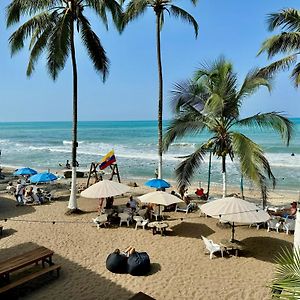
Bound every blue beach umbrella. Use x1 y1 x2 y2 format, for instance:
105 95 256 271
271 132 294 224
30 172 57 184
14 167 37 176
145 178 171 189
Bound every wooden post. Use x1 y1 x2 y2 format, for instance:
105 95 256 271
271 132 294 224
109 164 121 183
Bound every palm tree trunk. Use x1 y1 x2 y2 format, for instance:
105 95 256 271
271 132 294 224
68 18 78 210
156 12 163 180
222 155 227 198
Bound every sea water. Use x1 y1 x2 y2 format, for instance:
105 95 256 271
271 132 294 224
0 119 299 192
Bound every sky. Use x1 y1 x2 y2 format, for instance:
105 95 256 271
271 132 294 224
0 0 300 122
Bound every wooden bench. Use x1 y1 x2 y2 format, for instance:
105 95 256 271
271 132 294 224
0 246 61 294
0 264 61 294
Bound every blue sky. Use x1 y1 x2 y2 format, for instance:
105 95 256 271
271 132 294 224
0 0 300 122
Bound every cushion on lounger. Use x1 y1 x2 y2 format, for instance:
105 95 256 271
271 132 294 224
127 252 150 276
106 253 128 274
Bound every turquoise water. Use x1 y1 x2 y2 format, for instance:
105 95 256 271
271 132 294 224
0 119 299 191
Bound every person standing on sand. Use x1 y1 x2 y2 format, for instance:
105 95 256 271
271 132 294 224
15 179 25 206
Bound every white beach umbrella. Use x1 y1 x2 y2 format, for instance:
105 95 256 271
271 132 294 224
80 180 130 198
138 191 184 206
201 197 270 241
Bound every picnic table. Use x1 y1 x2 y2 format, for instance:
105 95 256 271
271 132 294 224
0 246 61 294
148 221 169 236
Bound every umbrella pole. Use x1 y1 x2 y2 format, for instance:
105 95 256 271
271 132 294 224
231 222 235 242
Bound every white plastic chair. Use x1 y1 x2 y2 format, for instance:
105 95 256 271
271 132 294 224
137 208 147 218
119 212 131 227
92 214 108 229
267 218 281 232
201 236 223 259
135 218 149 230
175 202 193 214
283 218 295 234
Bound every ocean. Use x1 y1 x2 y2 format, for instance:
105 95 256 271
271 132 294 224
0 119 299 192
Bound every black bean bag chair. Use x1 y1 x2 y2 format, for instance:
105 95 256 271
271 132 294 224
106 252 128 274
127 252 150 276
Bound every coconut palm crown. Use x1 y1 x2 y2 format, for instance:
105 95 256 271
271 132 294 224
6 0 123 211
258 8 300 86
123 0 198 180
163 57 293 205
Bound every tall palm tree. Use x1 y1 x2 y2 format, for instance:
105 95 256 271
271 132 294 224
258 8 300 251
123 0 198 179
163 57 293 206
6 0 122 211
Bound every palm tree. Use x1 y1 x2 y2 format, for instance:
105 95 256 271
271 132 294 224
6 0 122 211
163 57 293 206
271 247 300 298
123 0 198 179
258 8 300 252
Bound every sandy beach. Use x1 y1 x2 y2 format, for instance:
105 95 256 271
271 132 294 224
0 167 296 300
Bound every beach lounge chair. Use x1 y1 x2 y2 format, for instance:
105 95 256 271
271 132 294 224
283 218 295 234
135 218 149 230
92 214 108 229
119 212 131 227
175 202 193 214
201 236 223 259
267 218 281 232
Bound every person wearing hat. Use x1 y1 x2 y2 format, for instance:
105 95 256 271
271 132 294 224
15 179 25 206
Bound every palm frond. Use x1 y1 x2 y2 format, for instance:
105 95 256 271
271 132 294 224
267 9 300 32
190 0 198 6
258 33 300 58
6 0 60 27
79 14 109 82
169 5 198 37
231 132 275 202
258 55 297 78
236 112 294 146
175 144 208 191
123 0 149 25
290 61 300 86
86 0 123 32
237 68 271 101
163 112 207 151
27 25 53 76
8 11 51 55
271 247 300 298
46 12 71 80
170 79 207 113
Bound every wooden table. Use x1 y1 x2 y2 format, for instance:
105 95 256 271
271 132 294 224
220 239 245 257
0 246 61 294
148 222 169 236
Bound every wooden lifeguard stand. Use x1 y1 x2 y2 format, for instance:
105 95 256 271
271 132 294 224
86 162 121 188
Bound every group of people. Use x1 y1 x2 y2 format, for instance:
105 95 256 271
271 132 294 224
7 180 49 206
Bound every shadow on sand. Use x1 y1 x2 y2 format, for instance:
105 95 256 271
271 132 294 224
241 236 293 263
0 242 135 300
0 196 35 220
171 221 215 238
